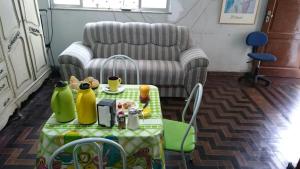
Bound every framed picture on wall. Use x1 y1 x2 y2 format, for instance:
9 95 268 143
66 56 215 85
220 0 260 24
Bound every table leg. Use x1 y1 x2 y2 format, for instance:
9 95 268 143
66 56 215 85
160 139 166 169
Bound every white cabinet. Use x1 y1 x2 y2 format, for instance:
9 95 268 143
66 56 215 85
0 0 51 130
7 36 35 95
20 0 49 79
0 0 34 96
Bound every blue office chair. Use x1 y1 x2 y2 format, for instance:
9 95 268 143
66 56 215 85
239 32 277 86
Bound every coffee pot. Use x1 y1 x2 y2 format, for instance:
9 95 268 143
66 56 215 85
76 83 97 124
51 81 75 123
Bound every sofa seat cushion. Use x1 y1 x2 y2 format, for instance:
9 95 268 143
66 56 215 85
86 59 185 86
92 43 180 61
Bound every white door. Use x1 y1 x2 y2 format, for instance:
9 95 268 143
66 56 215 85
0 0 34 96
19 0 49 79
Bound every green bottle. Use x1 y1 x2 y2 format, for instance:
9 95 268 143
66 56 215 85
51 81 75 123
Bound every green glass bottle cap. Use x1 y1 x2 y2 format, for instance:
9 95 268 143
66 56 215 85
56 81 67 88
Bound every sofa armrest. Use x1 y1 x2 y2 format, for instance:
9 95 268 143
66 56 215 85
58 41 93 69
179 48 209 72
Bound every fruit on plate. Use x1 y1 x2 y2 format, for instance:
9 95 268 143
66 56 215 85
69 76 80 90
117 103 122 109
141 107 151 118
83 77 93 84
69 76 100 90
90 79 99 89
123 102 129 109
122 101 135 109
83 77 99 89
116 100 136 111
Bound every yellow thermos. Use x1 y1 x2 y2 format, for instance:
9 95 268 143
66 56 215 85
76 83 97 124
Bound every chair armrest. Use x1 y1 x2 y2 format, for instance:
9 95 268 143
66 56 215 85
179 48 209 72
58 41 93 69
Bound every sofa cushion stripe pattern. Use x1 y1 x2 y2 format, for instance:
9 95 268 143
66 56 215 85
58 42 93 69
122 22 151 45
150 23 177 46
92 43 122 59
185 67 207 93
59 63 187 97
84 21 123 45
85 59 185 86
60 64 85 80
177 26 190 51
137 60 184 85
83 22 190 61
180 48 209 71
158 86 185 97
92 43 180 61
60 21 209 97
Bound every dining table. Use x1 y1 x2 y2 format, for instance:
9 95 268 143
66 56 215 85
36 84 165 169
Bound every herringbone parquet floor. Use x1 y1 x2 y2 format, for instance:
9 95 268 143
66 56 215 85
0 74 299 169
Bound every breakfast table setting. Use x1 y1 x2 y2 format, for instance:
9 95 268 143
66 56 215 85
36 75 165 169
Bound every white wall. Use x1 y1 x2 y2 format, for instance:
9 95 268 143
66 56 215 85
38 0 268 72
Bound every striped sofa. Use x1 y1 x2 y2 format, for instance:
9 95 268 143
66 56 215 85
58 21 209 97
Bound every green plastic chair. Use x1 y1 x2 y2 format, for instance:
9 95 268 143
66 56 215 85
163 83 203 169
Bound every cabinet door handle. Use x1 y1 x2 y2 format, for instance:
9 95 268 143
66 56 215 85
0 84 5 91
3 98 10 107
8 31 20 51
29 27 41 36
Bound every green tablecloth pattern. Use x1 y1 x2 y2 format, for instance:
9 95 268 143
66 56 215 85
36 85 165 169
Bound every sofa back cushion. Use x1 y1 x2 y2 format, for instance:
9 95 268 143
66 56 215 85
122 22 151 45
83 21 189 61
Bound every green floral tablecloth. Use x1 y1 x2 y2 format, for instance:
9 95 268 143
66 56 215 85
36 85 165 169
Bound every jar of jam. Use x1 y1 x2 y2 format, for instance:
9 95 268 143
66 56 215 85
117 111 126 129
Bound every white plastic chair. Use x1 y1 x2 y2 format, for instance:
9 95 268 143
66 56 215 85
163 83 203 169
48 138 126 169
100 55 140 84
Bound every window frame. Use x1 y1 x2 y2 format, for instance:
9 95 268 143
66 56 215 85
139 0 170 12
52 0 82 8
50 0 171 13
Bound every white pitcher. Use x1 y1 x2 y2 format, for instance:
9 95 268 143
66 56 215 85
127 108 140 130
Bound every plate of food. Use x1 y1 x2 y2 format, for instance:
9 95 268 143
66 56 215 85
116 99 138 114
69 76 100 91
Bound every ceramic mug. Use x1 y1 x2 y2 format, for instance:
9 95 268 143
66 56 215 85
108 76 121 91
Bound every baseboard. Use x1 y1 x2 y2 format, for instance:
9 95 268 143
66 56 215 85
0 69 52 131
207 71 244 77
